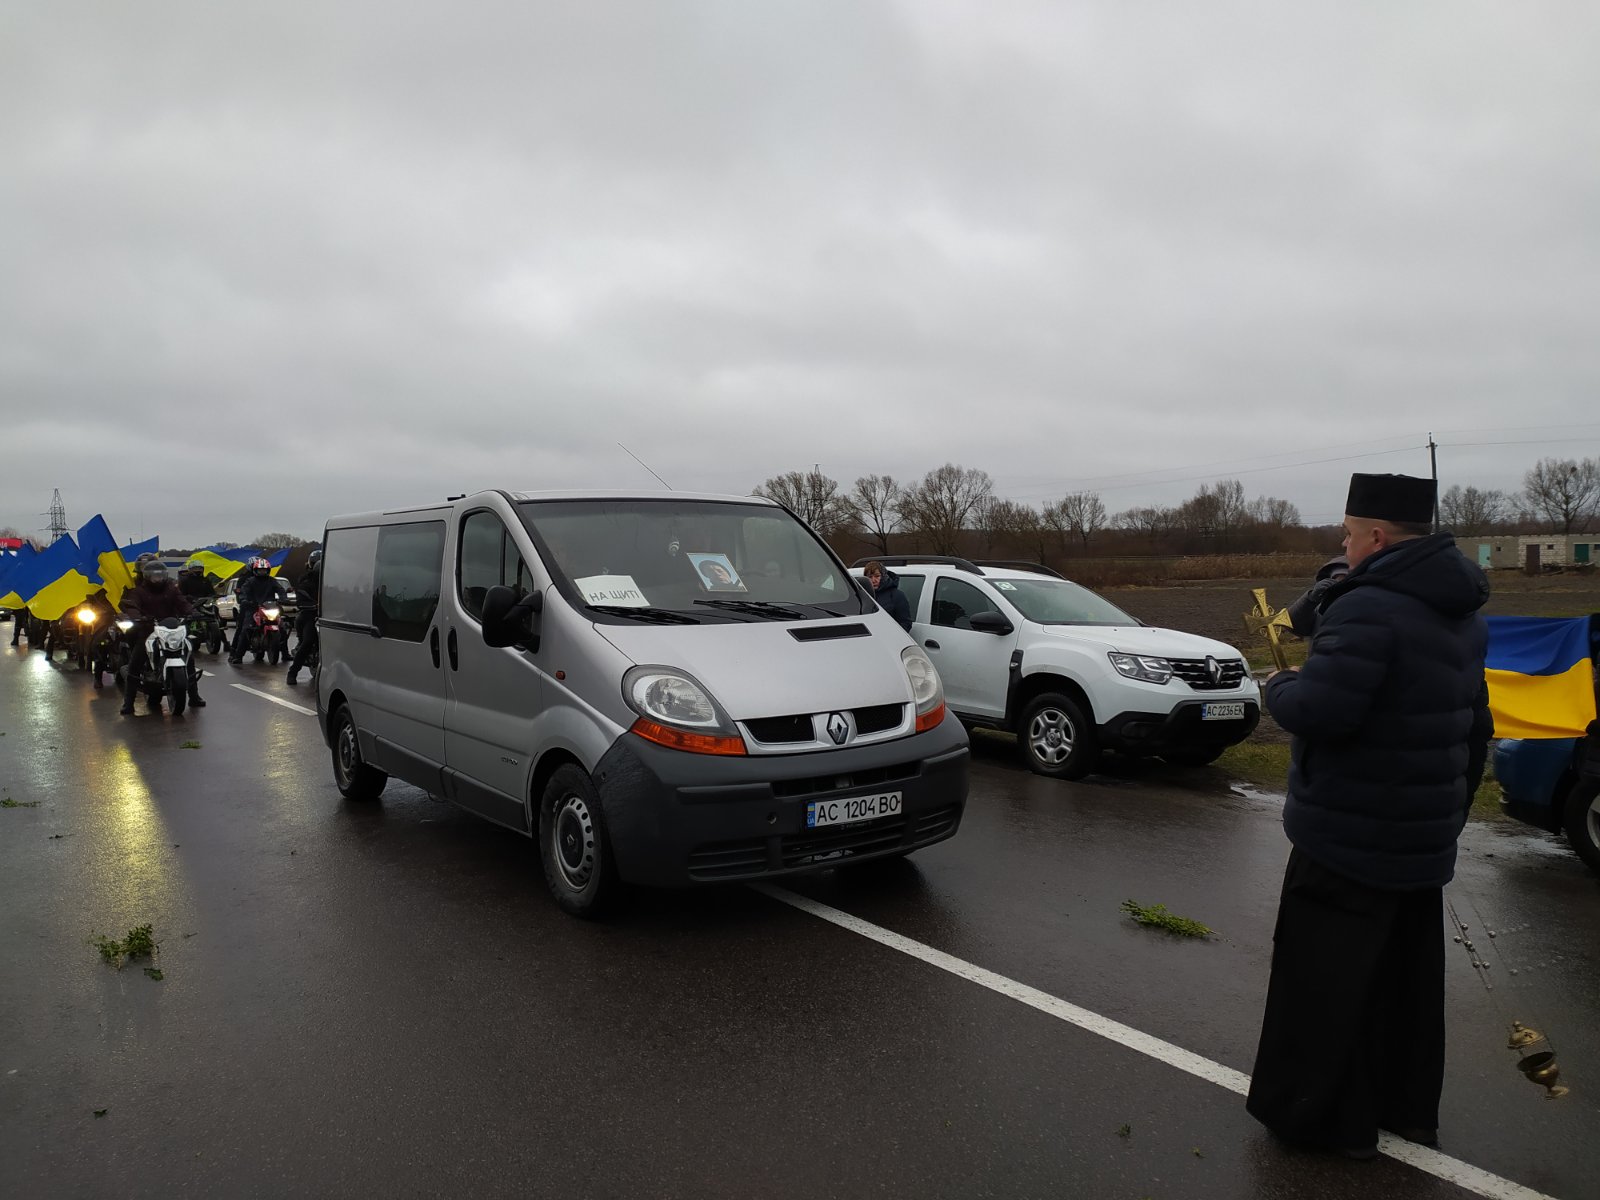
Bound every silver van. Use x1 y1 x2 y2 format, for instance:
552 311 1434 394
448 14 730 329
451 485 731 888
316 490 969 915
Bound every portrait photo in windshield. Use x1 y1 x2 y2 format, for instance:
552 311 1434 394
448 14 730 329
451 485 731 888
689 552 746 593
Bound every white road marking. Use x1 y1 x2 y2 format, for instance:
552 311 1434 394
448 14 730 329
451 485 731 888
229 683 316 717
754 884 1556 1200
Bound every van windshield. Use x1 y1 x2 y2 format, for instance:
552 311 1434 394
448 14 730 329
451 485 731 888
516 499 867 622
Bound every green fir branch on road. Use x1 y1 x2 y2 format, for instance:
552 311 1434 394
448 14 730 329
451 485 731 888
91 923 159 970
2 797 41 808
1121 899 1213 938
179 740 201 749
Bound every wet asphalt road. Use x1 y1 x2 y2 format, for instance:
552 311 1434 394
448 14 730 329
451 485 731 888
1 637 1596 1200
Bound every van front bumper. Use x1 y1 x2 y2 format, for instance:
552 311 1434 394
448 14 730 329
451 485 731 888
592 717 970 887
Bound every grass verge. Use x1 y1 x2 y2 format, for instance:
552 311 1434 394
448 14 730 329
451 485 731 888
1216 741 1504 822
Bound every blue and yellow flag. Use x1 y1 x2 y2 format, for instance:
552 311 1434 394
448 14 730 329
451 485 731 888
1485 616 1597 739
124 535 160 562
0 543 38 608
77 516 136 608
19 535 98 621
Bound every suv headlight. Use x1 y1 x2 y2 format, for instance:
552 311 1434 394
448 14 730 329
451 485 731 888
901 645 947 731
1109 653 1173 685
622 666 746 756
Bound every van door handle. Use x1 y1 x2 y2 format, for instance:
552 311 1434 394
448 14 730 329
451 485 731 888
447 628 459 670
429 626 441 669
924 639 940 650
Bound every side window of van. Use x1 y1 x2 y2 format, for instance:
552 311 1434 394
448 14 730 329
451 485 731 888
322 525 378 628
458 511 534 621
931 577 1000 631
373 521 445 642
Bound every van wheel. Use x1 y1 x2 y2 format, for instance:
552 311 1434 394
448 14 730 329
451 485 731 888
1561 781 1600 874
539 765 621 917
1020 692 1098 780
332 705 387 801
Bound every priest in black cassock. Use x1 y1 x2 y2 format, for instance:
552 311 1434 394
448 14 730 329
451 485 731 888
1246 472 1492 1158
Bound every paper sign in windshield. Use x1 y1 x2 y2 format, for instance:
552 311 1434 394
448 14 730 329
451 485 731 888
577 575 649 608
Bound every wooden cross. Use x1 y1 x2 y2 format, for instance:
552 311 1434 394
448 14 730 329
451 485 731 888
1242 588 1293 673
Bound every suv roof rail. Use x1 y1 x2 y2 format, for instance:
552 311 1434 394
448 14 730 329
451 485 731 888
972 559 1066 580
850 555 985 575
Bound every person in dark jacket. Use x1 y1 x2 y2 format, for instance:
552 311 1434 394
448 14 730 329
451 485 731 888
286 551 321 685
178 560 214 600
1246 473 1491 1159
119 562 203 714
228 557 280 665
863 560 913 632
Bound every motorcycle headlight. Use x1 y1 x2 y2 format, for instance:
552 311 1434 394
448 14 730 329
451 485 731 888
115 618 135 632
901 645 947 731
622 666 745 755
1109 653 1173 685
262 606 281 621
75 607 97 624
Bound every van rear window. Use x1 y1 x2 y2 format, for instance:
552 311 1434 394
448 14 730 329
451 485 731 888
373 522 445 641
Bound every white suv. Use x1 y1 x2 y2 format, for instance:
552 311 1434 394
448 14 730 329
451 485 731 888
854 557 1260 779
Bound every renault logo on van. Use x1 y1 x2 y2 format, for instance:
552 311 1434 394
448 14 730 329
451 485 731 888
825 713 850 745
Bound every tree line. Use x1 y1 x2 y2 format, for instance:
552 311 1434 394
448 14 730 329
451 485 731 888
753 454 1600 563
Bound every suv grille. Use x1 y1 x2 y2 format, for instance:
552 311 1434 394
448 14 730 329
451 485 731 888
1168 657 1246 690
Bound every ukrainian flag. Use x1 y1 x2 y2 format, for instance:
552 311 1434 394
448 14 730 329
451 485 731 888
124 535 160 562
77 516 136 608
0 543 38 609
19 535 98 621
187 548 249 582
1485 615 1597 739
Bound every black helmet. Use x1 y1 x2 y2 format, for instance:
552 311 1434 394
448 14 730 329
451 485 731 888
134 552 158 578
144 562 170 587
308 550 323 566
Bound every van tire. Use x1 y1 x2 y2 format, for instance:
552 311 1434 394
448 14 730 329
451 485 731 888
1019 692 1098 780
331 705 387 801
1561 781 1600 874
539 765 621 917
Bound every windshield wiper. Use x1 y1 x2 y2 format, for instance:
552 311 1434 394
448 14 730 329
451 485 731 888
693 599 808 620
587 605 700 625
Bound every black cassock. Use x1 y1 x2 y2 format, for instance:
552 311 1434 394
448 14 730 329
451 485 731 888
1246 848 1446 1152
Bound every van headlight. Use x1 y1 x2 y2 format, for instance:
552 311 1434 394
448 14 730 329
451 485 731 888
1109 653 1173 684
901 646 947 732
622 666 746 756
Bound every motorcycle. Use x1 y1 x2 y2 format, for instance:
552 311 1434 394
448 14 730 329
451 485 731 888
136 617 198 714
245 601 289 665
187 597 225 656
59 601 115 676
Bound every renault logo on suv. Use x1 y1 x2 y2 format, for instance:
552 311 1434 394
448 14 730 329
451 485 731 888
1205 655 1222 686
826 712 850 745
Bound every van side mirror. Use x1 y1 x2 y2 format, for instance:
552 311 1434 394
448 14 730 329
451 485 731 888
482 585 543 651
968 610 1013 636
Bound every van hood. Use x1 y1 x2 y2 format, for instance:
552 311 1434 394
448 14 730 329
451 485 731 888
1038 623 1248 661
594 615 915 719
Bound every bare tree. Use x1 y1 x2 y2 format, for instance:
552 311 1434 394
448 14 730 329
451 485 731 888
848 474 902 555
753 469 854 535
1053 491 1108 549
1115 506 1169 544
252 533 309 549
978 499 1039 557
1246 496 1302 528
1521 458 1600 533
1438 484 1509 534
899 463 994 555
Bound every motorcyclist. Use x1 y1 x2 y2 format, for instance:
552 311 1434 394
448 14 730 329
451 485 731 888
178 559 214 600
286 550 322 685
228 556 280 665
119 561 203 714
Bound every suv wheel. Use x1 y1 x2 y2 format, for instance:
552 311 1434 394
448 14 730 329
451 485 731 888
1020 692 1098 780
1561 781 1600 874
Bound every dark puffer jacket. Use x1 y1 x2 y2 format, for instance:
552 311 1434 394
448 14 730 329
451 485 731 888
1265 532 1491 890
872 569 913 632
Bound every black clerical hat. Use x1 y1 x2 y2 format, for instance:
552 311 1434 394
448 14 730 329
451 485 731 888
1345 473 1436 523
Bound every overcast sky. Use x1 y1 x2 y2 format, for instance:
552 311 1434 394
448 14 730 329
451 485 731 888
4 1 1598 547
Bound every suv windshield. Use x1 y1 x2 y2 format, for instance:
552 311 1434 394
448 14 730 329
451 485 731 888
516 499 865 622
990 577 1137 626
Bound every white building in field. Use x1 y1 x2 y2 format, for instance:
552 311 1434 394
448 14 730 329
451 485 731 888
1460 534 1599 570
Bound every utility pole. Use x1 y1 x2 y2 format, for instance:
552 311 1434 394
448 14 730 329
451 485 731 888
1427 433 1439 531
